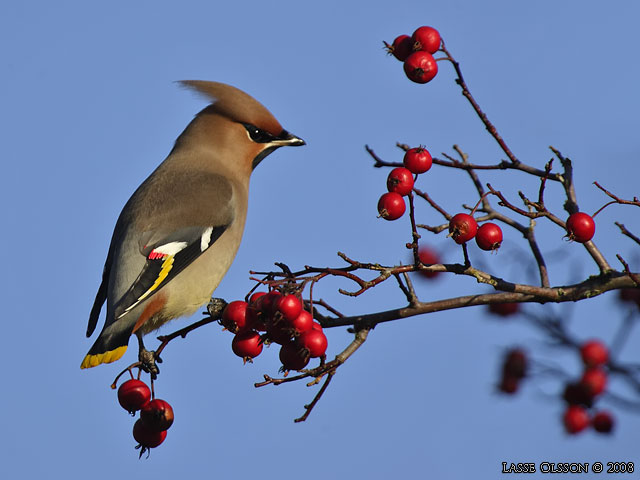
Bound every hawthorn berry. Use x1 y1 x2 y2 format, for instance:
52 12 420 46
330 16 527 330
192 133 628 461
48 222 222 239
403 147 432 174
386 167 415 196
279 341 310 371
140 399 174 432
276 294 303 323
403 51 438 84
498 375 519 394
311 321 323 332
592 411 614 434
562 382 594 408
563 405 590 434
502 349 527 379
377 192 406 220
388 34 413 61
221 300 249 332
580 340 608 367
290 309 313 335
411 26 441 54
249 291 267 305
488 302 519 317
448 213 478 244
231 330 263 359
133 418 167 449
475 223 503 251
266 323 293 345
118 379 151 414
566 212 595 243
580 367 607 396
257 290 283 315
299 329 328 358
417 246 441 279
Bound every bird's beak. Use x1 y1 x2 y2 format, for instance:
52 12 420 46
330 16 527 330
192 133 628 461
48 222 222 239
273 130 305 147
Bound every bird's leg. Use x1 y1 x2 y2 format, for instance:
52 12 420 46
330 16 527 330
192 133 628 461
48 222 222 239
137 334 161 380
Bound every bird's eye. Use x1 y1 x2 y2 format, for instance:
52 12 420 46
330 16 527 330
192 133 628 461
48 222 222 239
243 123 275 143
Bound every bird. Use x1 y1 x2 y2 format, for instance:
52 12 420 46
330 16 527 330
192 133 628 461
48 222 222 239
81 81 305 370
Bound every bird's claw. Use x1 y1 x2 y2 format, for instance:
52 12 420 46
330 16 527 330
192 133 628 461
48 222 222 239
138 347 160 379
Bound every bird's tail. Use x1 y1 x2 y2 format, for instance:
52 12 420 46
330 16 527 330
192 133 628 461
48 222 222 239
80 330 131 369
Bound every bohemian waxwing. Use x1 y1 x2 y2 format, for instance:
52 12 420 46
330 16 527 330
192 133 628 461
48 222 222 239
81 81 304 369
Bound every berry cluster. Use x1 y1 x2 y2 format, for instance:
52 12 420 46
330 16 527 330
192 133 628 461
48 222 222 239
117 379 174 456
386 26 441 84
377 147 431 221
221 291 328 371
561 339 613 434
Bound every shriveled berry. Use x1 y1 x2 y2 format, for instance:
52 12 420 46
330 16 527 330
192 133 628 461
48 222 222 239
448 213 478 244
221 300 249 332
279 341 310 371
403 147 432 174
266 324 293 345
618 288 640 307
562 382 594 407
592 411 614 434
498 375 519 394
140 399 174 432
118 379 151 414
133 418 167 449
476 223 503 251
564 405 590 434
299 329 328 358
377 192 406 220
386 167 415 196
566 212 595 243
388 34 413 61
231 330 263 359
488 302 519 317
417 246 441 279
580 340 608 367
581 367 607 396
403 51 438 84
502 349 527 379
411 26 441 54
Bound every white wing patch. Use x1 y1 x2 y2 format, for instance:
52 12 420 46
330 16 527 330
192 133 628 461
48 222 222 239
153 241 188 256
201 226 214 252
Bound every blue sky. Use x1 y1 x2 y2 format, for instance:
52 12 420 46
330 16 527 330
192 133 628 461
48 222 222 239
2 1 639 478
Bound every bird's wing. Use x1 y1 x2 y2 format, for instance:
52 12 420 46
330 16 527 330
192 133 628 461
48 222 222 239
87 169 236 335
112 224 228 320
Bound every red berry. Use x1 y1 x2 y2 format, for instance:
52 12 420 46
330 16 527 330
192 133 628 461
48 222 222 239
448 213 478 244
403 147 432 174
311 321 323 332
266 324 293 345
502 349 527 379
417 246 441 279
580 340 608 367
475 223 503 251
140 399 174 432
563 405 590 434
488 302 519 317
221 300 249 332
592 411 615 434
231 330 263 359
388 34 413 61
566 212 595 243
279 341 310 371
403 51 438 84
377 192 406 220
298 329 328 358
118 379 151 414
580 367 607 396
276 294 303 323
386 167 415 196
258 290 283 314
133 418 167 449
290 309 313 335
249 291 267 305
411 26 441 54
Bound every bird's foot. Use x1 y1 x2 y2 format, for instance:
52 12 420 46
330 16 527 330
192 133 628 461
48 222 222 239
138 347 162 380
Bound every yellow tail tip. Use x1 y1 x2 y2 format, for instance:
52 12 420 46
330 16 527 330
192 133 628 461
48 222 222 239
80 345 128 369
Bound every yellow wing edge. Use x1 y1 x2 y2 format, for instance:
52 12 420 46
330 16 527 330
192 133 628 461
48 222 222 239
80 345 128 369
